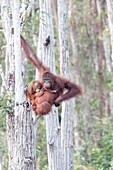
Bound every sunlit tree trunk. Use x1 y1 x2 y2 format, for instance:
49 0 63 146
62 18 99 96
103 31 112 73
13 0 36 169
106 0 113 116
1 1 15 169
38 0 61 169
68 0 80 152
57 0 74 169
106 0 113 63
51 0 58 31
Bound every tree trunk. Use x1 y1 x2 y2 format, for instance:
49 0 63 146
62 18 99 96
95 0 106 147
96 0 105 118
38 0 62 170
1 1 15 169
106 0 113 116
51 0 58 31
68 0 80 151
106 0 113 63
11 0 36 169
57 0 74 169
0 151 2 170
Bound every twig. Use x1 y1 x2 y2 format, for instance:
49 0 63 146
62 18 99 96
33 115 42 125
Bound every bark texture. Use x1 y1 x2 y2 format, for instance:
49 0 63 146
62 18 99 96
38 0 62 170
57 0 74 169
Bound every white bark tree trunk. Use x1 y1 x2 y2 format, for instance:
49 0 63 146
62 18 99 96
11 0 36 169
68 0 80 151
103 32 112 116
38 1 62 170
106 0 113 63
1 1 15 169
57 0 74 169
106 0 113 116
103 33 112 72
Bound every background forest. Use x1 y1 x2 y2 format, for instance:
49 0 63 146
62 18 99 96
0 0 113 170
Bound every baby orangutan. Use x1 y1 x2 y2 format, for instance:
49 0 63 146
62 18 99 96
26 80 57 115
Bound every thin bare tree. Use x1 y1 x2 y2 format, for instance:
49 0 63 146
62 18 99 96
38 0 62 169
57 0 74 169
106 0 113 63
1 0 15 169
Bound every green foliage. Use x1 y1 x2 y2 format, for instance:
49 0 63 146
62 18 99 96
87 116 113 169
37 118 48 169
27 63 36 83
90 98 99 112
23 9 39 41
36 146 41 157
74 101 81 112
76 0 84 2
102 26 110 37
0 12 6 88
0 93 14 114
0 95 8 170
75 116 113 170
103 72 113 91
